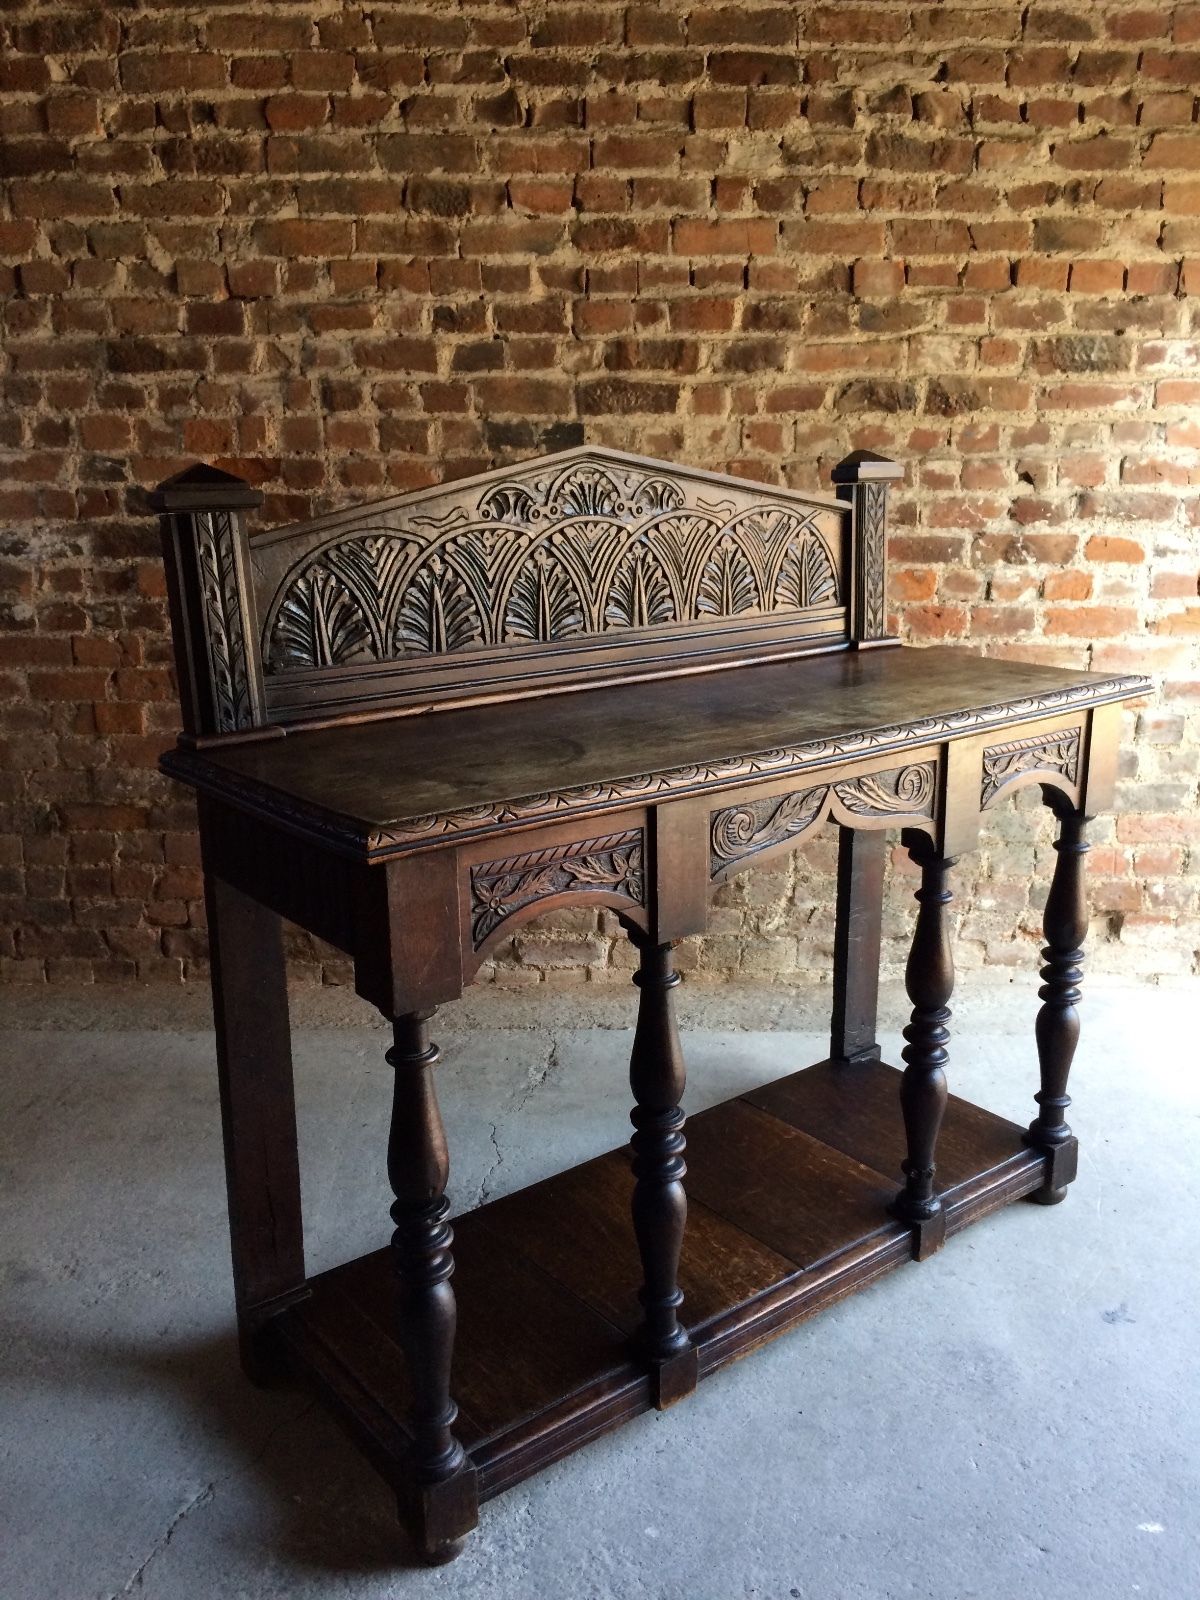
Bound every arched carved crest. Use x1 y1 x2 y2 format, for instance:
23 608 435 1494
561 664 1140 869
247 447 849 723
260 462 840 672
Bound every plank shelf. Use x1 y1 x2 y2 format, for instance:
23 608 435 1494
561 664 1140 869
272 1058 1046 1506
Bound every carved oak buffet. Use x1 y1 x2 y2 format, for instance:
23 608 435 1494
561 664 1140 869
150 446 1148 1562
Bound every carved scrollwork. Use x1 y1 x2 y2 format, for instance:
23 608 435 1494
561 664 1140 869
470 828 645 947
836 761 935 818
710 761 937 877
261 457 841 674
710 786 826 871
981 727 1081 808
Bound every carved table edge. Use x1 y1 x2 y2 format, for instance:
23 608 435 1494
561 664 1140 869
162 672 1152 865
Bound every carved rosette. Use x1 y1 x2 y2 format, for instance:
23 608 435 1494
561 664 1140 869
981 727 1081 808
195 509 257 733
261 458 841 675
470 828 645 947
710 761 937 876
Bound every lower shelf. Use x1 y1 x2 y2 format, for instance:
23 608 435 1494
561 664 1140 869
273 1057 1047 1505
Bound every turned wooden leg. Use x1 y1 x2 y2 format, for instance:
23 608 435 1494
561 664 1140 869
204 869 306 1384
830 826 885 1065
386 1011 478 1563
1025 801 1089 1205
891 838 956 1260
629 939 698 1408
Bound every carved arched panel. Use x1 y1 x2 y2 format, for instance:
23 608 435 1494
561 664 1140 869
980 727 1082 810
468 826 648 955
709 761 938 882
250 447 849 723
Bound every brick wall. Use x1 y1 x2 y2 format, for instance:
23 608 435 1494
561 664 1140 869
1 2 1197 993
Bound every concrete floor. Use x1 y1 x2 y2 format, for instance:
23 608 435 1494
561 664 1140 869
1 975 1197 1600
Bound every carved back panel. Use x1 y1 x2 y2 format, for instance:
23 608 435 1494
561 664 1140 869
152 445 901 740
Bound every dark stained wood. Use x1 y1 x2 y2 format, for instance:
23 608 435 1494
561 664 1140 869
684 1099 896 1267
201 865 306 1383
477 1151 794 1336
1025 795 1089 1204
274 1056 1044 1509
891 836 956 1259
149 465 266 740
163 647 1146 863
154 445 1149 1564
744 1058 1034 1194
384 1013 478 1560
627 939 698 1405
175 446 854 731
832 449 904 648
830 826 885 1064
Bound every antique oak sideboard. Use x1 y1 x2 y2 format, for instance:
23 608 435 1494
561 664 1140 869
150 446 1148 1563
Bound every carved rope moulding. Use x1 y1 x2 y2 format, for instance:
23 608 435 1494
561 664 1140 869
261 458 841 673
469 828 645 947
980 726 1081 807
710 761 937 876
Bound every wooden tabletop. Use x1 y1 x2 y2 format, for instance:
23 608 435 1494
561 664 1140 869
163 647 1148 858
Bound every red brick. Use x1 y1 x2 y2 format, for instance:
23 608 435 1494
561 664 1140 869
119 54 227 92
1069 260 1126 293
852 259 904 296
673 219 777 256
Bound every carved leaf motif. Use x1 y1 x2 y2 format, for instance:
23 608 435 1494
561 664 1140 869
696 536 760 618
470 829 644 946
271 567 374 669
549 464 626 518
393 558 483 654
504 552 587 643
477 482 538 523
835 761 935 817
981 728 1081 807
604 543 676 629
710 785 828 873
859 482 888 638
773 532 838 609
196 511 254 729
261 454 851 681
629 476 685 514
266 534 411 670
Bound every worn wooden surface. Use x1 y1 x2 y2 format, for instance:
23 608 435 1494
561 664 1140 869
274 1057 1045 1505
166 648 1142 854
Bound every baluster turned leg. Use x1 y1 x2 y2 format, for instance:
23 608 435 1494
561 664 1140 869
1025 802 1089 1205
629 939 699 1407
386 1011 477 1563
891 838 956 1260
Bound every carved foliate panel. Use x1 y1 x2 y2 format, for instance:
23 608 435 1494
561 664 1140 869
194 509 260 734
856 481 888 641
257 453 842 675
710 761 937 877
470 827 645 947
980 727 1081 807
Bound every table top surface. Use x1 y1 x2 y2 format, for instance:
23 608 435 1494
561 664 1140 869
164 647 1148 851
